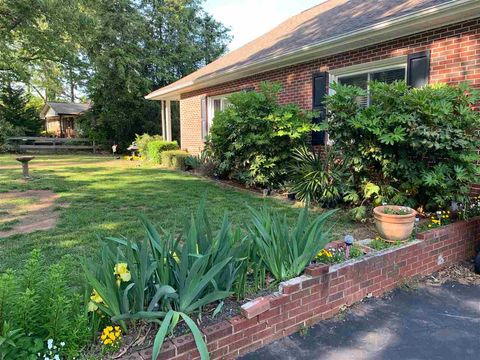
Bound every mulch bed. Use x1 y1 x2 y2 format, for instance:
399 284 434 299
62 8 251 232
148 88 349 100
426 260 480 286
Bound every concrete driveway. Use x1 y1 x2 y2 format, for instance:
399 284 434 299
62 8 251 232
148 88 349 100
241 282 480 360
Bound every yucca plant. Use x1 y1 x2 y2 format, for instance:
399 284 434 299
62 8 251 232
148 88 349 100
248 206 337 281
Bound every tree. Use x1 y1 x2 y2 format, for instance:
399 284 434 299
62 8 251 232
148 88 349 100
0 82 41 138
0 0 89 90
79 0 231 148
1 0 231 147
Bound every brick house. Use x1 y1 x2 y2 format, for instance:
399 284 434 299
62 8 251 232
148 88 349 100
146 0 480 154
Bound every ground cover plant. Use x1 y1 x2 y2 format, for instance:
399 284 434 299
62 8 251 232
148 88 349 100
0 250 92 359
324 81 480 217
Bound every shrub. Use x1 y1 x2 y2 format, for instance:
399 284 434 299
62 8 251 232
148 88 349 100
325 81 480 213
134 133 163 158
185 149 220 177
208 82 319 189
146 140 179 163
161 149 189 170
289 146 348 207
0 250 92 359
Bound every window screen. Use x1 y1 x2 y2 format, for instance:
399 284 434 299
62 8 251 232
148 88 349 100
213 99 222 116
339 74 368 108
338 67 406 107
371 68 406 83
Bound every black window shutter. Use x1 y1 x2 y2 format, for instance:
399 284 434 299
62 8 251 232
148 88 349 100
312 72 328 145
407 51 430 88
201 96 207 141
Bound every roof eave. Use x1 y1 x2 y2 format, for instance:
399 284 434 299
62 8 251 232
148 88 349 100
146 0 480 101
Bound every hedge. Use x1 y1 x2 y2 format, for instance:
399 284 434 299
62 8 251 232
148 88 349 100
146 140 179 164
161 150 190 170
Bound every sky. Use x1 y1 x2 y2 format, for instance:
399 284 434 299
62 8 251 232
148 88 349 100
203 0 325 51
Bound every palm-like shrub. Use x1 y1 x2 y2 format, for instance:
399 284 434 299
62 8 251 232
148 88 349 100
289 146 347 207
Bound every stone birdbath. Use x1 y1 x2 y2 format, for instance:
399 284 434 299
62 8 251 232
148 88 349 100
16 156 35 179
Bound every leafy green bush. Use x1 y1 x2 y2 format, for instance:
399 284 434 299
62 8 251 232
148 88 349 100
248 206 336 281
325 81 480 212
0 251 92 359
135 133 164 158
0 322 43 360
161 150 189 170
208 82 319 189
289 146 347 207
146 140 179 163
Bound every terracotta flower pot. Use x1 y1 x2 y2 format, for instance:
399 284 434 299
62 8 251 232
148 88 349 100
373 205 416 242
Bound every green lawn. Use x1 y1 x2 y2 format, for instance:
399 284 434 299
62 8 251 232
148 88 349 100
0 154 366 271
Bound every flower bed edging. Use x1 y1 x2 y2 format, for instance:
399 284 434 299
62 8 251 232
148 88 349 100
126 217 480 360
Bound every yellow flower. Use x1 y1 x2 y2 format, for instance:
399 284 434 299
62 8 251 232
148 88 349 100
91 289 103 304
114 326 120 332
114 263 131 283
106 326 113 332
88 289 104 312
104 339 112 345
317 249 333 258
109 332 116 341
88 301 98 312
101 334 107 341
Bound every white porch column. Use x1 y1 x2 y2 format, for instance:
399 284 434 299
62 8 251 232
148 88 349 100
160 100 166 139
165 100 172 141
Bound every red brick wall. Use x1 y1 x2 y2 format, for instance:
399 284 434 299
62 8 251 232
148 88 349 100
130 217 480 360
179 18 480 154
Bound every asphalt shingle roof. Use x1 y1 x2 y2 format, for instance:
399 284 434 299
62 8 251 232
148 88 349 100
47 102 91 115
149 0 452 97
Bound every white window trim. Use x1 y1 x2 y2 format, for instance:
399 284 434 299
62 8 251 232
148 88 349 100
207 93 233 130
326 57 408 145
329 56 408 97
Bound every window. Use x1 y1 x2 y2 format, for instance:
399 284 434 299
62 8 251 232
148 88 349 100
207 95 231 131
336 67 406 107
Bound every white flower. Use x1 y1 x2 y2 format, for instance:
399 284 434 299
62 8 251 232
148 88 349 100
60 342 65 347
54 355 60 360
47 339 54 350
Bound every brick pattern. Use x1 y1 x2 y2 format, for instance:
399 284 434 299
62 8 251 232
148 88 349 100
126 217 480 360
179 18 480 154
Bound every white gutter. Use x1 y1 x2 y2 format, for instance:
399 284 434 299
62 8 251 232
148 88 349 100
146 0 480 100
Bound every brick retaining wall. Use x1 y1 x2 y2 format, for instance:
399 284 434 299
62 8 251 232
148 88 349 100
128 217 480 360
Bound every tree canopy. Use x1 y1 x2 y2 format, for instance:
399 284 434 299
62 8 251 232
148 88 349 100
0 0 231 146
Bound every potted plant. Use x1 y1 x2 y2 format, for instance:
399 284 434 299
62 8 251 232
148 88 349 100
373 205 416 242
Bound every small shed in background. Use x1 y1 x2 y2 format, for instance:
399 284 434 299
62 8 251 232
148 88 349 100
40 102 91 138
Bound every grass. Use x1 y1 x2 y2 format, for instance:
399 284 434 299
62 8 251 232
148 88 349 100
0 154 361 271
0 219 20 231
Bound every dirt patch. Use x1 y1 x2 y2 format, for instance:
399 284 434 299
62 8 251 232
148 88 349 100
0 190 66 237
426 260 480 286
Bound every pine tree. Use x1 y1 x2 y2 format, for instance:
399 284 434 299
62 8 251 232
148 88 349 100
0 83 41 136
